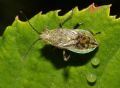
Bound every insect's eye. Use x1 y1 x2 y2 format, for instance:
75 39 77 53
80 35 88 40
80 35 90 44
82 36 87 40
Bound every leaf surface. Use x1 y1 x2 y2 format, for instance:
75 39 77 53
0 3 120 88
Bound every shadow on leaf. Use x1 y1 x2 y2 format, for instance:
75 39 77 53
40 45 98 80
40 45 98 69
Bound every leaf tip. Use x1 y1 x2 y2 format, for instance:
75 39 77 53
73 6 79 12
56 9 61 13
39 11 42 15
55 9 61 16
88 3 98 12
15 15 19 20
109 4 112 7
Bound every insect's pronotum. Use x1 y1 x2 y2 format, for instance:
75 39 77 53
21 10 99 61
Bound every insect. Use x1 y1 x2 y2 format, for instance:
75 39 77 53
21 10 99 61
40 28 98 61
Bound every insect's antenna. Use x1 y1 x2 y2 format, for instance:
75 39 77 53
95 32 101 35
22 38 40 60
94 32 101 36
59 9 73 28
19 10 40 34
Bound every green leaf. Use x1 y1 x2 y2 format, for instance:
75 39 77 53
0 3 120 88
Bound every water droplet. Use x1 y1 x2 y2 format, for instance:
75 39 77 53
86 73 97 83
91 58 100 67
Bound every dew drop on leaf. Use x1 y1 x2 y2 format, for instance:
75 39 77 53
86 73 97 83
91 58 100 67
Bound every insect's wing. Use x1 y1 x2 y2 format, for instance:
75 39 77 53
66 47 97 54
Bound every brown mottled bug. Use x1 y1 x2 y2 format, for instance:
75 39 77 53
21 10 99 61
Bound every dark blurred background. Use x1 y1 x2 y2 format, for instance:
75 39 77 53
0 0 120 35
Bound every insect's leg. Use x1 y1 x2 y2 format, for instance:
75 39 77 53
73 23 83 29
89 30 101 36
94 32 101 35
63 50 70 61
59 9 73 28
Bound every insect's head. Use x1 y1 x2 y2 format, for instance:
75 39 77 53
40 29 49 38
39 29 53 42
76 30 98 52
